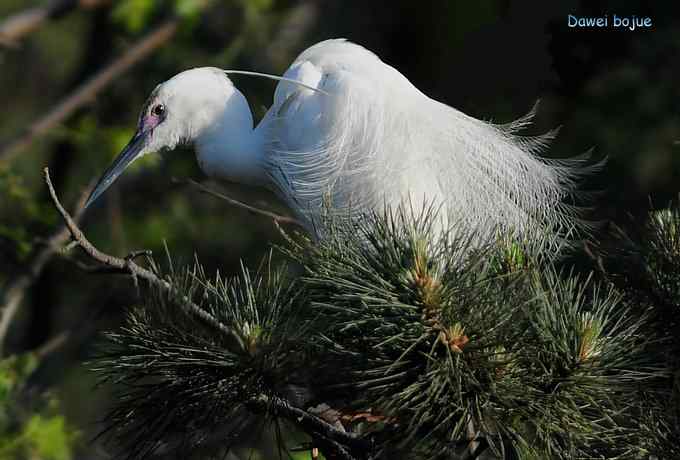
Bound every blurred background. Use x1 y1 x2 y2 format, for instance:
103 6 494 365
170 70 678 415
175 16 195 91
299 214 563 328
0 0 678 458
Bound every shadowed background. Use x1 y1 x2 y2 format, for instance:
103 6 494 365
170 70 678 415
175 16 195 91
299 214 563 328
0 0 678 458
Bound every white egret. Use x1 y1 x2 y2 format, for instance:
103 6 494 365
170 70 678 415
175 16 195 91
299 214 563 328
87 39 586 249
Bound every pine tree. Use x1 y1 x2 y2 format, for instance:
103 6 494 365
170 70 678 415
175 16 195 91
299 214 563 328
93 203 680 460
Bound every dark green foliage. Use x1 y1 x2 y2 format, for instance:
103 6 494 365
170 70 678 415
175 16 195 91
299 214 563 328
599 199 680 459
506 272 658 459
94 256 305 459
0 354 79 460
93 203 680 460
94 205 680 459
0 168 57 267
285 209 663 459
285 209 525 457
604 202 680 328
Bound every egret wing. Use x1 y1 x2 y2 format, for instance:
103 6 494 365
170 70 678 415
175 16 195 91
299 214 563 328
262 39 586 250
263 40 417 223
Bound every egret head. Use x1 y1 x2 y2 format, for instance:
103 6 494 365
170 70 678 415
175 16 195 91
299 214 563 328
86 67 243 207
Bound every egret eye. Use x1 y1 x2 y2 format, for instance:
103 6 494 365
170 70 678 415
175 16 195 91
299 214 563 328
152 104 166 117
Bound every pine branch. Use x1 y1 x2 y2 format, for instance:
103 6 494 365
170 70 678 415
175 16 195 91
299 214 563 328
594 200 680 458
286 205 665 458
90 249 365 459
45 174 365 459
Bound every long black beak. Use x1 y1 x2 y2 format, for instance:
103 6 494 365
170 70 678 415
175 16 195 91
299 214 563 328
85 130 149 208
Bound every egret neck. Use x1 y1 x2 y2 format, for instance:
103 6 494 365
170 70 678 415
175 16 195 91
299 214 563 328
194 87 268 188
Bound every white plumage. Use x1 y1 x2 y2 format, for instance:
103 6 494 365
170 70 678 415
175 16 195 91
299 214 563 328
88 39 586 252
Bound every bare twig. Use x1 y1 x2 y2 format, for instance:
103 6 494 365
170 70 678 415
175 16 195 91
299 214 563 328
461 417 491 460
180 178 305 228
0 178 93 355
0 0 109 47
464 417 480 459
0 19 178 164
43 167 244 349
583 240 607 276
33 330 70 361
247 394 370 460
255 0 320 72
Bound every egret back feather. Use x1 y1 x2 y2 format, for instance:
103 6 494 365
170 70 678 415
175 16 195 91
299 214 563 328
256 39 585 252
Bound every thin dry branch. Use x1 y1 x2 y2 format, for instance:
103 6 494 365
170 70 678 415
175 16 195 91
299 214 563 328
34 330 70 361
0 0 109 47
0 19 178 164
248 394 369 460
255 0 320 72
0 177 93 355
180 178 305 228
43 166 244 348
